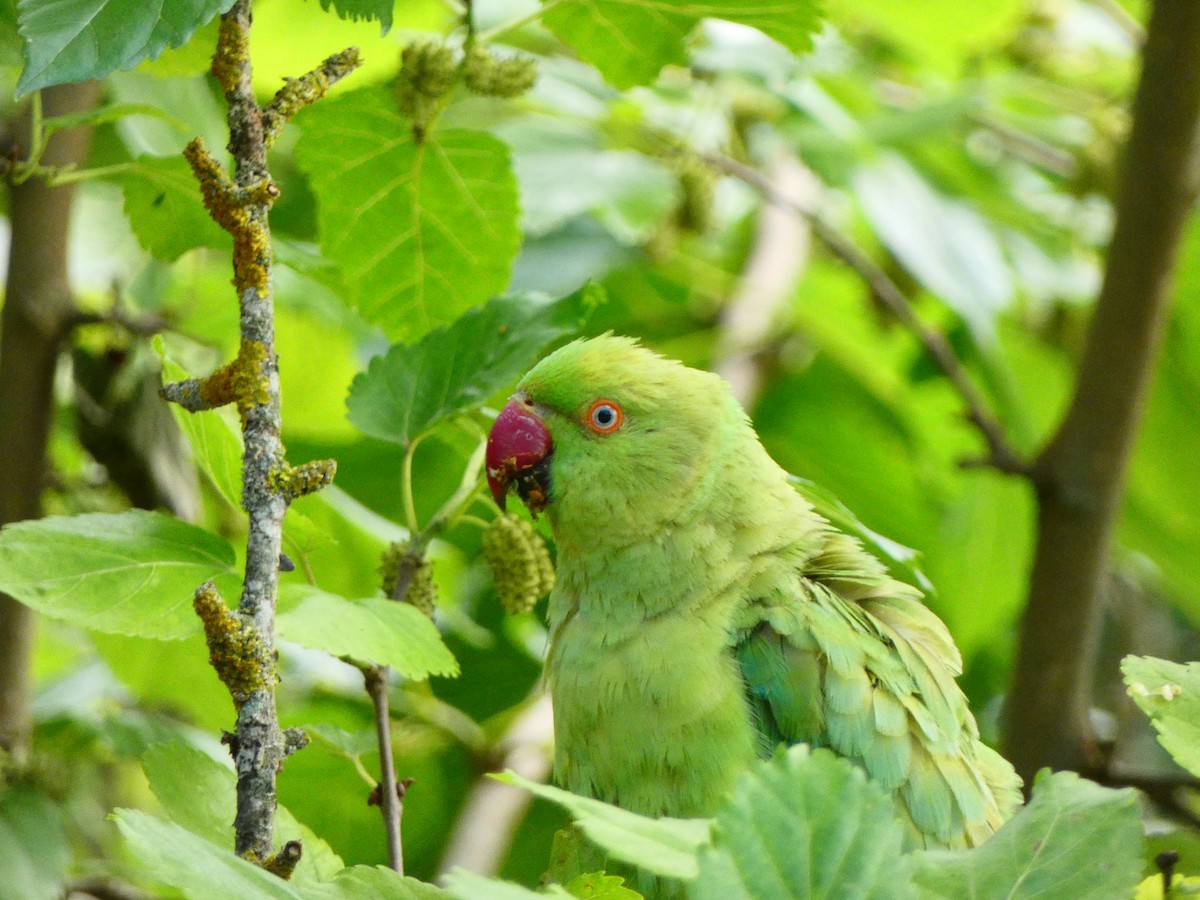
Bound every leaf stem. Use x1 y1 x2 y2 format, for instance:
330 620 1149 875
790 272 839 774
364 664 405 873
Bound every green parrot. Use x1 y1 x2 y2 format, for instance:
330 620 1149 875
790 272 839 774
485 335 1021 851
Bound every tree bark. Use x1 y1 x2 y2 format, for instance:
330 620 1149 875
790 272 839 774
0 81 101 761
1004 0 1200 784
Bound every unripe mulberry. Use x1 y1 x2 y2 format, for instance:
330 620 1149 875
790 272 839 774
380 543 437 617
483 513 555 614
463 45 537 99
396 41 458 128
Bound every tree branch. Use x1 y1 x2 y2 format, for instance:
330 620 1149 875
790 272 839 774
0 80 101 763
707 152 1029 476
364 665 406 873
1004 0 1200 785
159 1 357 863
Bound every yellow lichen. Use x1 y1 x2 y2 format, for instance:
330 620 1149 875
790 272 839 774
262 47 363 147
212 14 248 95
198 340 270 414
193 581 271 709
269 458 337 503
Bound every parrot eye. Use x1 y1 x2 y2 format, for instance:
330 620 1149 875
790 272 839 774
586 399 623 435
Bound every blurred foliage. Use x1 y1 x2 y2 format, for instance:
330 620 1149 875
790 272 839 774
0 0 1196 896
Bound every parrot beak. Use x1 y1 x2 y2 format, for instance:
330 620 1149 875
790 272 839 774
486 395 553 514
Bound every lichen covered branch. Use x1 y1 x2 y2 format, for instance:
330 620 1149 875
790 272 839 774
157 0 358 865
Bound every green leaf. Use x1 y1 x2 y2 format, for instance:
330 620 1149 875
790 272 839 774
294 88 521 340
307 0 393 31
689 746 909 900
854 153 1012 343
122 156 231 262
1122 655 1200 778
910 770 1143 900
541 0 820 90
113 809 302 900
277 584 460 679
0 786 69 900
496 771 710 881
116 809 449 899
142 742 345 882
0 510 237 640
445 870 574 899
346 289 596 447
16 0 236 96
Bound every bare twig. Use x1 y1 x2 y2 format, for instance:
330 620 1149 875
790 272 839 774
364 665 406 873
708 152 1029 476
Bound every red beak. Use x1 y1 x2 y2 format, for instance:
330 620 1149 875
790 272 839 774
486 397 553 513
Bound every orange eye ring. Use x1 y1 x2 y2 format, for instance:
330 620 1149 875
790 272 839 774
585 399 624 435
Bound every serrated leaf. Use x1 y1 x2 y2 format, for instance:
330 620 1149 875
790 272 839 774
122 156 231 262
346 289 595 447
496 771 709 880
307 0 392 31
309 867 453 900
295 88 521 340
690 746 909 900
1122 655 1200 778
0 510 237 640
0 786 69 900
277 584 459 679
541 0 820 90
910 770 1143 900
142 742 344 882
16 0 236 96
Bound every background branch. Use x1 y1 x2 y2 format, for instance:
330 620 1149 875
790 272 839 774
0 80 100 762
1004 0 1200 785
708 152 1029 476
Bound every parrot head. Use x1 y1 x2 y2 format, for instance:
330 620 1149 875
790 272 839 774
486 335 736 546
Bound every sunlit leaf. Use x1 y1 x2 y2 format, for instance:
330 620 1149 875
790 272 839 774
277 584 460 679
295 88 521 340
17 0 236 95
0 511 237 640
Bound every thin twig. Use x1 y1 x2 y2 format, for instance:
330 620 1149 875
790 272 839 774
707 152 1030 477
364 665 405 873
